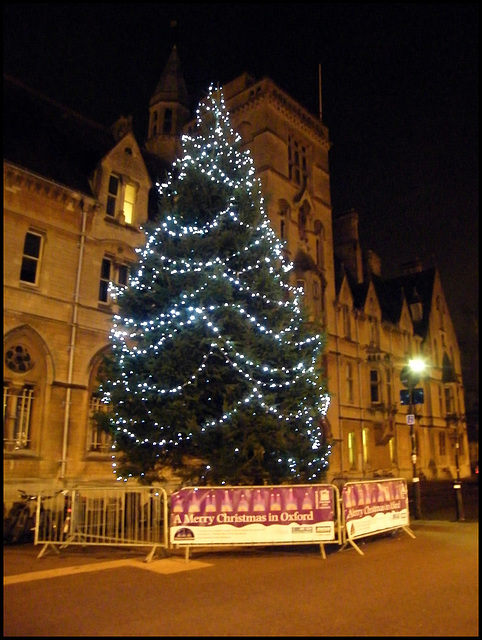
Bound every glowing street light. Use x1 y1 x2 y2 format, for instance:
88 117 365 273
400 357 427 520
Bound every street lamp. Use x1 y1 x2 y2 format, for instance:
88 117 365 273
400 357 426 520
450 425 465 521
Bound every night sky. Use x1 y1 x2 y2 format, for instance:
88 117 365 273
3 3 478 396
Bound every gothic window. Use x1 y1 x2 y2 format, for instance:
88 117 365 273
5 345 35 374
151 109 158 135
163 108 173 134
342 305 351 339
403 331 410 354
298 208 307 240
3 382 34 451
277 199 290 241
370 369 381 404
386 368 392 405
280 218 286 240
444 385 455 414
313 220 324 268
346 362 354 404
88 392 111 453
87 358 112 454
4 337 44 454
369 318 379 347
288 136 307 186
389 437 396 463
313 280 319 301
348 431 356 468
20 231 43 285
3 327 48 457
362 427 369 464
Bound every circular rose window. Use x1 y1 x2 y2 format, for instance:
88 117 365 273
5 345 34 373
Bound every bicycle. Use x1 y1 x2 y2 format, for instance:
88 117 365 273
3 490 59 545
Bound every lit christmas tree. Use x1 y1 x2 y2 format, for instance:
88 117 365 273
99 85 331 486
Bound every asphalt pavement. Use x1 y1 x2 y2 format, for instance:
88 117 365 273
4 480 478 637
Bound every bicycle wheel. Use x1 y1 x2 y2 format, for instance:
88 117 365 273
4 504 24 543
10 509 30 544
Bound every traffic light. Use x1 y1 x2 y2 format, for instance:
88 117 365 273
399 388 424 405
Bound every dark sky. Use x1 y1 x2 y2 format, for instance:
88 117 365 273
3 3 478 390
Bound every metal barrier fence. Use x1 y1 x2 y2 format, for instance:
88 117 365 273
170 484 343 560
34 486 169 562
30 479 415 562
339 478 416 555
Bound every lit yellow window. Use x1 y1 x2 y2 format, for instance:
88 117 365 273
123 184 136 225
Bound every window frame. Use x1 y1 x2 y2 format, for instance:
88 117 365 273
88 392 112 454
370 368 381 404
99 257 131 303
123 183 136 225
348 431 356 469
20 230 44 286
106 174 120 217
3 382 35 451
346 361 354 404
362 427 369 464
163 107 173 134
98 257 112 303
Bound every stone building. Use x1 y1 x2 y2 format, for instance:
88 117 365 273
3 47 470 504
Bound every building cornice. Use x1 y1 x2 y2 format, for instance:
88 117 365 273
227 79 331 151
4 162 97 214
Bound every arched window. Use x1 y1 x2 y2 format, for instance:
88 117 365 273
313 219 324 268
4 329 48 453
87 355 112 455
298 205 308 240
163 108 173 134
277 199 290 242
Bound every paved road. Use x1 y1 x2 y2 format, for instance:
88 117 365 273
4 481 478 637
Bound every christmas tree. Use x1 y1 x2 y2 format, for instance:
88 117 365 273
99 85 331 486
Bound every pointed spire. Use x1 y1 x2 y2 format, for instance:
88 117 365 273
145 45 191 165
150 45 189 108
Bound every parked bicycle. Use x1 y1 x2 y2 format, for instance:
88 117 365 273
3 490 59 545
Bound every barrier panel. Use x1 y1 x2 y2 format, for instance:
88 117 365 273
34 486 169 562
170 484 342 560
340 478 415 555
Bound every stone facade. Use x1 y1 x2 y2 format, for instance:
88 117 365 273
3 49 471 505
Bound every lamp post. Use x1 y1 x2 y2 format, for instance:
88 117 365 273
400 357 426 520
452 426 465 521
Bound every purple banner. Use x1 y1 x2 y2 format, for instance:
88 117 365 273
342 478 410 540
170 485 336 545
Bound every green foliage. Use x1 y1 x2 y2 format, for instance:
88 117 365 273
98 85 331 487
